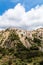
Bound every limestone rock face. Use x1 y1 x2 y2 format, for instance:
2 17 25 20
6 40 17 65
0 28 43 50
0 28 43 65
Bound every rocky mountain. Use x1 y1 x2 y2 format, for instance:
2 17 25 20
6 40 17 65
0 28 43 65
0 28 43 50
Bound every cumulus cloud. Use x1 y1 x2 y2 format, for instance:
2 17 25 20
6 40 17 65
0 3 43 30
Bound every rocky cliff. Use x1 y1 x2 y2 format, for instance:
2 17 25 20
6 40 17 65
0 28 43 65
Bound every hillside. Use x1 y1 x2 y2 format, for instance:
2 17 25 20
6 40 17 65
0 28 43 65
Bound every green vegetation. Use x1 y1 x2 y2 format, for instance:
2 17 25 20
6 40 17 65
0 29 43 65
0 42 43 65
8 30 20 41
33 37 41 46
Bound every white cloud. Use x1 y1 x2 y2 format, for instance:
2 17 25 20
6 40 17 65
0 3 43 30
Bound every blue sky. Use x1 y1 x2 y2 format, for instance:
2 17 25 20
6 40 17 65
0 0 43 15
0 0 43 30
